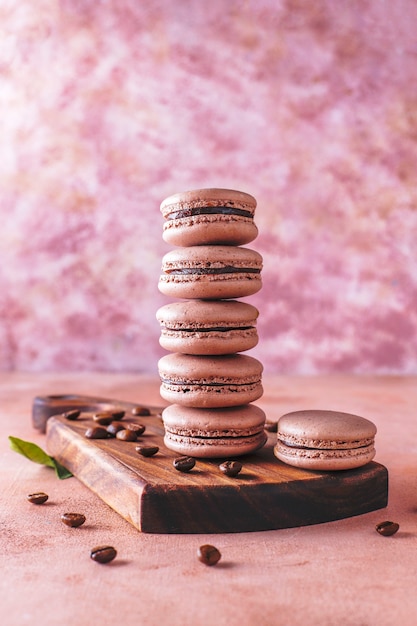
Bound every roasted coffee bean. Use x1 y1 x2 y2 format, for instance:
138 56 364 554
116 428 138 442
93 412 115 426
136 445 159 457
132 406 151 416
126 423 146 436
85 426 109 439
106 421 126 437
197 544 221 566
90 545 117 564
61 513 86 528
111 409 125 420
27 492 49 505
375 521 400 536
264 420 278 433
173 456 196 472
63 410 81 421
219 460 243 477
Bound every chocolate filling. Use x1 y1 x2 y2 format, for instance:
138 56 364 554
163 325 255 333
166 266 260 275
167 206 253 220
166 430 260 440
161 378 259 387
278 438 373 450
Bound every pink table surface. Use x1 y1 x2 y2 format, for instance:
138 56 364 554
1 372 416 626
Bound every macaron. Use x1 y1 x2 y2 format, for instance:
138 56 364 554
156 300 259 355
158 245 262 300
158 353 263 408
160 188 258 247
274 409 377 471
162 403 267 458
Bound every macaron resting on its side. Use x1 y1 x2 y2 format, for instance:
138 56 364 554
158 353 263 408
274 410 377 471
156 300 259 355
162 403 267 458
160 188 258 247
158 245 262 300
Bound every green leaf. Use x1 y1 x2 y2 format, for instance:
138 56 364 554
9 436 56 467
52 459 73 480
8 436 72 479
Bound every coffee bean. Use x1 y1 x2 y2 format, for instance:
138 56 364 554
173 456 195 472
61 513 86 528
93 412 115 426
219 460 242 477
264 420 278 433
27 492 49 505
375 521 400 536
106 421 126 437
90 545 117 564
111 410 125 420
132 406 151 416
85 426 109 439
136 445 159 457
63 410 81 421
126 423 146 436
116 428 138 442
197 544 221 566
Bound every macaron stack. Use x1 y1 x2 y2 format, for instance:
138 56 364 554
157 188 267 458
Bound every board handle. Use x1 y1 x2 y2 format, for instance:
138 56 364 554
32 394 163 433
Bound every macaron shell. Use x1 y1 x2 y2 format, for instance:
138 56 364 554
164 430 267 458
158 245 262 300
158 353 263 382
162 403 267 435
159 275 262 300
277 409 377 449
163 217 258 247
274 441 376 471
156 300 259 355
156 299 259 325
160 188 257 216
160 188 258 247
158 327 258 355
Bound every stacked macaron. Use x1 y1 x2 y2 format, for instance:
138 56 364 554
157 188 267 458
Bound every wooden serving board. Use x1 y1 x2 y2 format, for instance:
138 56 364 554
41 395 389 534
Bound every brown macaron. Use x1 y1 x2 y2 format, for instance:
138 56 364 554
274 410 377 471
162 403 267 458
158 245 262 300
160 188 258 247
158 353 263 408
156 300 259 355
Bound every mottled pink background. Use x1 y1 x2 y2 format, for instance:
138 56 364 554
1 0 417 375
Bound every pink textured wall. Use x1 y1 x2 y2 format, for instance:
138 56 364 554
1 0 417 374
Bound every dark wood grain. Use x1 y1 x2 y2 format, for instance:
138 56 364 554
45 401 388 534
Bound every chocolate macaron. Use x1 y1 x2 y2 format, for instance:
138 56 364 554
274 409 377 471
160 188 258 247
156 300 259 355
158 353 263 408
158 245 262 300
162 403 267 458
